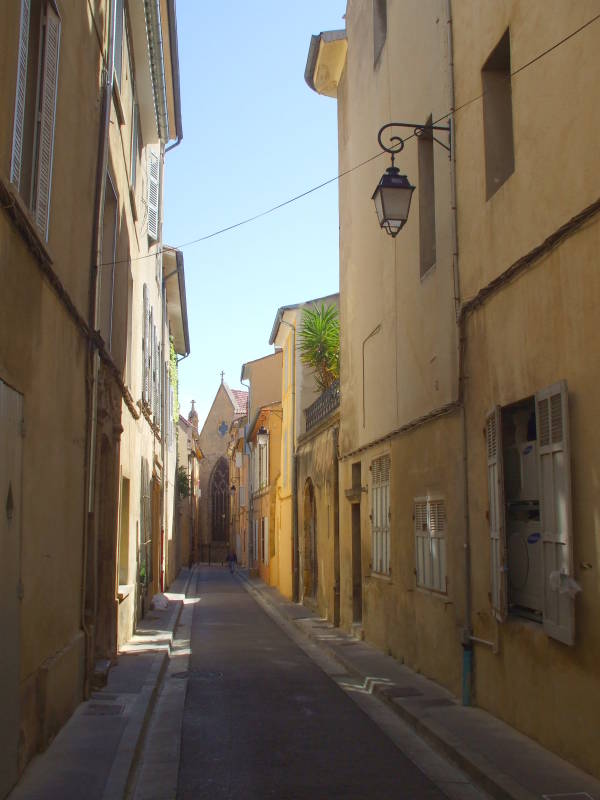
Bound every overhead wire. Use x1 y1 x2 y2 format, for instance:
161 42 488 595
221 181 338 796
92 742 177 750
98 11 600 270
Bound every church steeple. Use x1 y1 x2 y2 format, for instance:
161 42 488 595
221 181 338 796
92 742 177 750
188 399 199 431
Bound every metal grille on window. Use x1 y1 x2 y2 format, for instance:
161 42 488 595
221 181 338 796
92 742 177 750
371 454 391 575
415 497 447 593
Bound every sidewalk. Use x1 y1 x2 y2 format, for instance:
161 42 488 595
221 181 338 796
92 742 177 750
9 567 195 800
238 570 600 800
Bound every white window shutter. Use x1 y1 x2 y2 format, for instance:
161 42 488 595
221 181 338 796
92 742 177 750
152 324 157 420
536 381 575 645
415 500 428 587
11 0 31 189
142 285 149 403
147 151 160 240
486 407 507 620
34 6 61 240
157 343 162 429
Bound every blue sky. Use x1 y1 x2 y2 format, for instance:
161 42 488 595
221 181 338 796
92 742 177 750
163 2 347 427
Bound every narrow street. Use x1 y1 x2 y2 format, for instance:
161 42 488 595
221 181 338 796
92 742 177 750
168 567 467 800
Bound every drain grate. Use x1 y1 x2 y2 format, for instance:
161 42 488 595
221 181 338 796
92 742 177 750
542 795 595 800
84 703 124 716
171 669 223 681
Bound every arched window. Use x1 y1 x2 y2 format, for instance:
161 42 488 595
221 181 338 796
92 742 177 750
210 458 229 542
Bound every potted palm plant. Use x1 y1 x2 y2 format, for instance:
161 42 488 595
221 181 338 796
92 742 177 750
298 303 340 392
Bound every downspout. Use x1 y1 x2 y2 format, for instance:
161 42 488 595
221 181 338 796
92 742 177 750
276 318 299 603
82 2 115 694
332 426 341 625
446 0 474 706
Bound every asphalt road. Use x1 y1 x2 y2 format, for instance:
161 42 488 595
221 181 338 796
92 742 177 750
177 567 447 800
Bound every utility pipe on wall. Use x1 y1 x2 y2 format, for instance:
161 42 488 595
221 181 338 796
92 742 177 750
446 0 476 706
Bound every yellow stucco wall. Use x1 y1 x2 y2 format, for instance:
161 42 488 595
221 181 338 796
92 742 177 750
452 0 600 777
335 0 464 697
0 0 105 777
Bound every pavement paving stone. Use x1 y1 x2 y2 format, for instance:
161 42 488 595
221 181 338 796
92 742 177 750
8 568 194 800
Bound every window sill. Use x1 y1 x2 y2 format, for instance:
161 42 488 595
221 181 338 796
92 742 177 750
415 584 448 599
0 174 53 265
367 572 392 583
117 584 134 603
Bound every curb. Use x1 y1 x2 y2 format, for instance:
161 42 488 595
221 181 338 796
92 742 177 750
103 566 196 800
101 650 168 800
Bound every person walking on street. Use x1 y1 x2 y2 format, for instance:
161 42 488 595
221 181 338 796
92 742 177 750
226 550 237 574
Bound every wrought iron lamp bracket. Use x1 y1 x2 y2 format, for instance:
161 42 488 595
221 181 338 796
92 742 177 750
377 120 451 163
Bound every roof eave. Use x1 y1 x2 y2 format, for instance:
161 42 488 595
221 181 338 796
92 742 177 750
304 29 347 99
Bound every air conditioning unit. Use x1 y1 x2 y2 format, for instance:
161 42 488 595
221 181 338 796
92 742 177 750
507 519 543 613
504 442 538 502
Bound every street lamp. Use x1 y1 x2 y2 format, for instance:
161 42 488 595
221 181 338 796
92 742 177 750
257 426 268 447
372 121 451 237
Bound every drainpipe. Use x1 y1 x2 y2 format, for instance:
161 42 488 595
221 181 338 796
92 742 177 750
446 0 474 706
332 426 341 625
82 3 116 694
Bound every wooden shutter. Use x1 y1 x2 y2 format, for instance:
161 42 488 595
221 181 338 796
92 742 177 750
536 381 575 645
414 499 429 587
371 454 390 574
142 285 149 404
157 343 162 430
486 407 507 620
264 516 269 565
34 5 61 240
11 0 31 189
429 499 447 593
147 151 160 240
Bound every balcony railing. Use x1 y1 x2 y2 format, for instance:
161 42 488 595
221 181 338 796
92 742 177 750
304 380 340 432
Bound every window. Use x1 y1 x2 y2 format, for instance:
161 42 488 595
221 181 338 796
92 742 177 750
147 150 160 240
486 381 575 645
261 516 269 565
239 485 246 508
370 454 390 574
118 477 130 584
482 29 515 199
11 0 61 241
99 174 118 351
253 518 258 565
113 0 124 89
373 0 387 67
142 284 150 405
140 458 152 585
415 497 447 592
259 438 269 489
131 104 140 191
418 116 436 276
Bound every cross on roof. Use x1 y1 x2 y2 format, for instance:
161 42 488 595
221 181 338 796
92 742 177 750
220 370 225 383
